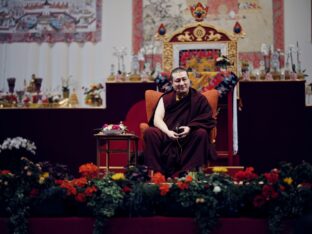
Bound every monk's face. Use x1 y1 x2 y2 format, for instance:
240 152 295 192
171 70 191 96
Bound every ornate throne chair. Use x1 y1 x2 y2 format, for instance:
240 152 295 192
154 4 240 161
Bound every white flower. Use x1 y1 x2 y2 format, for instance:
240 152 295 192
213 185 221 193
103 122 127 133
258 181 264 185
196 198 205 204
0 137 36 155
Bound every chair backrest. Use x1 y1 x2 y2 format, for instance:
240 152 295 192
145 90 163 122
202 89 219 118
145 89 219 122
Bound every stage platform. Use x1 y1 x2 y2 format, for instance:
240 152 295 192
0 217 295 234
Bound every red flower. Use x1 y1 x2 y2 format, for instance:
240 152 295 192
29 188 39 198
185 175 193 183
72 177 88 187
0 170 12 175
264 171 279 184
151 172 166 184
55 179 63 185
176 181 189 190
159 184 170 196
122 186 132 193
262 185 278 200
301 182 312 189
75 193 86 202
85 186 97 196
233 167 258 181
253 195 266 207
112 125 120 130
60 180 77 196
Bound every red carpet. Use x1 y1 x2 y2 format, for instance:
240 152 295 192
0 217 294 234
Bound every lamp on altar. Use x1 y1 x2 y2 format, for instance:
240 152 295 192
34 78 43 93
7 77 16 93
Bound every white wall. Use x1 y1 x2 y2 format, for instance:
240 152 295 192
1 0 312 106
0 0 132 107
284 0 312 84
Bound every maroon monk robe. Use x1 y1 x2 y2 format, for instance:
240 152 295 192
143 88 217 177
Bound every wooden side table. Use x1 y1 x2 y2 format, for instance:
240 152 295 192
94 133 139 173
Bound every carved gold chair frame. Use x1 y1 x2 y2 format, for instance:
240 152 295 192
157 22 238 74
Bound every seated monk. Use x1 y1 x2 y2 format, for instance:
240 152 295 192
143 67 217 177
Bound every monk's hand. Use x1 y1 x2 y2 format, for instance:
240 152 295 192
166 130 179 140
177 126 190 138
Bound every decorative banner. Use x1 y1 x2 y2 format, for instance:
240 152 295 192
133 0 284 68
0 0 102 43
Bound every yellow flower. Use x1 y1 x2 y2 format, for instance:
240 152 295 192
283 177 293 185
112 173 125 181
212 167 228 173
38 172 49 184
42 172 49 178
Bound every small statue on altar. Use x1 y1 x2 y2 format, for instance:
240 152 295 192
141 62 153 82
271 50 280 73
69 89 79 107
240 61 250 81
129 55 141 82
26 74 37 93
113 47 127 79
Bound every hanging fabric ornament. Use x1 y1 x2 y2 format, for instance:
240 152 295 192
233 21 242 34
158 24 166 36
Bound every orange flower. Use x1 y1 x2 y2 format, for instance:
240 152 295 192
185 175 193 183
151 172 166 184
159 184 170 196
60 180 77 195
79 163 99 178
72 177 88 187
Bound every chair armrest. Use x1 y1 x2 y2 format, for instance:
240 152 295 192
139 123 149 148
210 127 217 144
139 122 149 138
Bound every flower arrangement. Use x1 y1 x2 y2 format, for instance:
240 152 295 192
0 137 36 155
83 83 104 107
102 122 127 135
61 75 72 99
0 157 67 234
0 137 36 173
215 55 232 69
1 142 312 234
